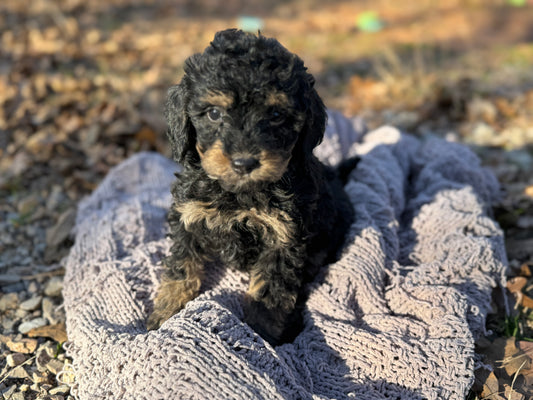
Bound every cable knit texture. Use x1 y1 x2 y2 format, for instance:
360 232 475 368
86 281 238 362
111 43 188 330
63 111 507 400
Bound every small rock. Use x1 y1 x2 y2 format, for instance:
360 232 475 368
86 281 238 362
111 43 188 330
6 352 26 367
7 151 30 177
1 318 16 332
38 341 58 357
467 97 497 123
15 308 29 319
0 293 19 311
46 358 65 375
8 366 30 379
10 392 25 400
17 193 41 216
32 371 49 384
36 345 53 372
6 338 38 353
30 383 40 392
18 317 47 334
19 296 42 311
45 208 76 248
468 122 498 146
1 385 16 400
42 297 58 324
25 131 56 160
27 281 40 294
44 277 63 297
40 383 53 392
46 185 68 212
49 385 70 395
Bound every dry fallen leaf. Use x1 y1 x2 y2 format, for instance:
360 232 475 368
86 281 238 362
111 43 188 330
506 276 532 308
26 322 68 343
501 337 531 377
520 367 533 394
507 276 528 293
519 263 532 277
521 294 533 309
504 384 525 400
135 127 158 147
480 371 500 399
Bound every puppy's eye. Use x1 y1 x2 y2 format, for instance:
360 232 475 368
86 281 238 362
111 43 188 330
207 108 222 122
270 110 285 125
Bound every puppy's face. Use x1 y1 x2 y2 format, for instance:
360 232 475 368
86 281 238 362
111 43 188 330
189 87 305 191
166 29 326 192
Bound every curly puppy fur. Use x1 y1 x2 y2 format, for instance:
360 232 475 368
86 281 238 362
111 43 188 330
147 29 354 344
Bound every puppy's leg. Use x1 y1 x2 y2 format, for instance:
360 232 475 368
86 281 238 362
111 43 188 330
243 248 304 344
147 256 204 330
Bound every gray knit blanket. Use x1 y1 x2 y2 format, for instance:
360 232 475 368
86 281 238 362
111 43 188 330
63 112 507 400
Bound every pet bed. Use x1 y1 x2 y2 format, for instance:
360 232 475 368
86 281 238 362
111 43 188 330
63 111 507 399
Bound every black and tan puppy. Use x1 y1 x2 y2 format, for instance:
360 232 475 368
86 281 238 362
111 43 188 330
147 29 354 344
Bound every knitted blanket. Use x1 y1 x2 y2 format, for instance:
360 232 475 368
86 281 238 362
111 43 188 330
63 111 507 400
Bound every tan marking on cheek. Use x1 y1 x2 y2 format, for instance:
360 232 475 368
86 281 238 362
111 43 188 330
266 91 290 108
200 140 233 180
250 150 291 183
200 90 234 108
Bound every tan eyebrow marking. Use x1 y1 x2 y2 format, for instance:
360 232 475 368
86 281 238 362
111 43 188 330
265 91 289 107
200 90 234 108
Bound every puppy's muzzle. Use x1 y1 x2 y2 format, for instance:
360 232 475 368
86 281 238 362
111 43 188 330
231 157 260 175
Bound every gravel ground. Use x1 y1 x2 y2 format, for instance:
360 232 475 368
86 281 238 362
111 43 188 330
1 0 533 399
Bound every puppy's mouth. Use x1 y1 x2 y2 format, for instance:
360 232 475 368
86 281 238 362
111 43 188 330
197 140 291 191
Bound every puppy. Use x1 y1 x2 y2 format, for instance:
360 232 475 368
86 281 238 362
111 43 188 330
147 29 354 344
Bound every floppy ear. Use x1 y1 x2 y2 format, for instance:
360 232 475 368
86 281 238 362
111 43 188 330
296 76 327 155
165 81 197 165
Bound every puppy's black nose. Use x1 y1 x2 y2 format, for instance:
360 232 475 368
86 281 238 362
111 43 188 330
231 157 260 174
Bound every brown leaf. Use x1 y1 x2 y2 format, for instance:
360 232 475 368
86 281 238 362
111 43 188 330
507 276 527 293
501 337 531 377
517 341 533 358
521 294 533 309
522 367 533 393
480 371 500 399
504 384 525 400
26 322 68 343
135 127 157 146
519 263 532 277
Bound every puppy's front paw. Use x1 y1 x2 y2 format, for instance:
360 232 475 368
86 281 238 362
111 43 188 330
243 299 286 345
147 271 202 330
147 307 174 331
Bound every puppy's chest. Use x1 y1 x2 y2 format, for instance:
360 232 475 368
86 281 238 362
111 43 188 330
176 200 297 260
